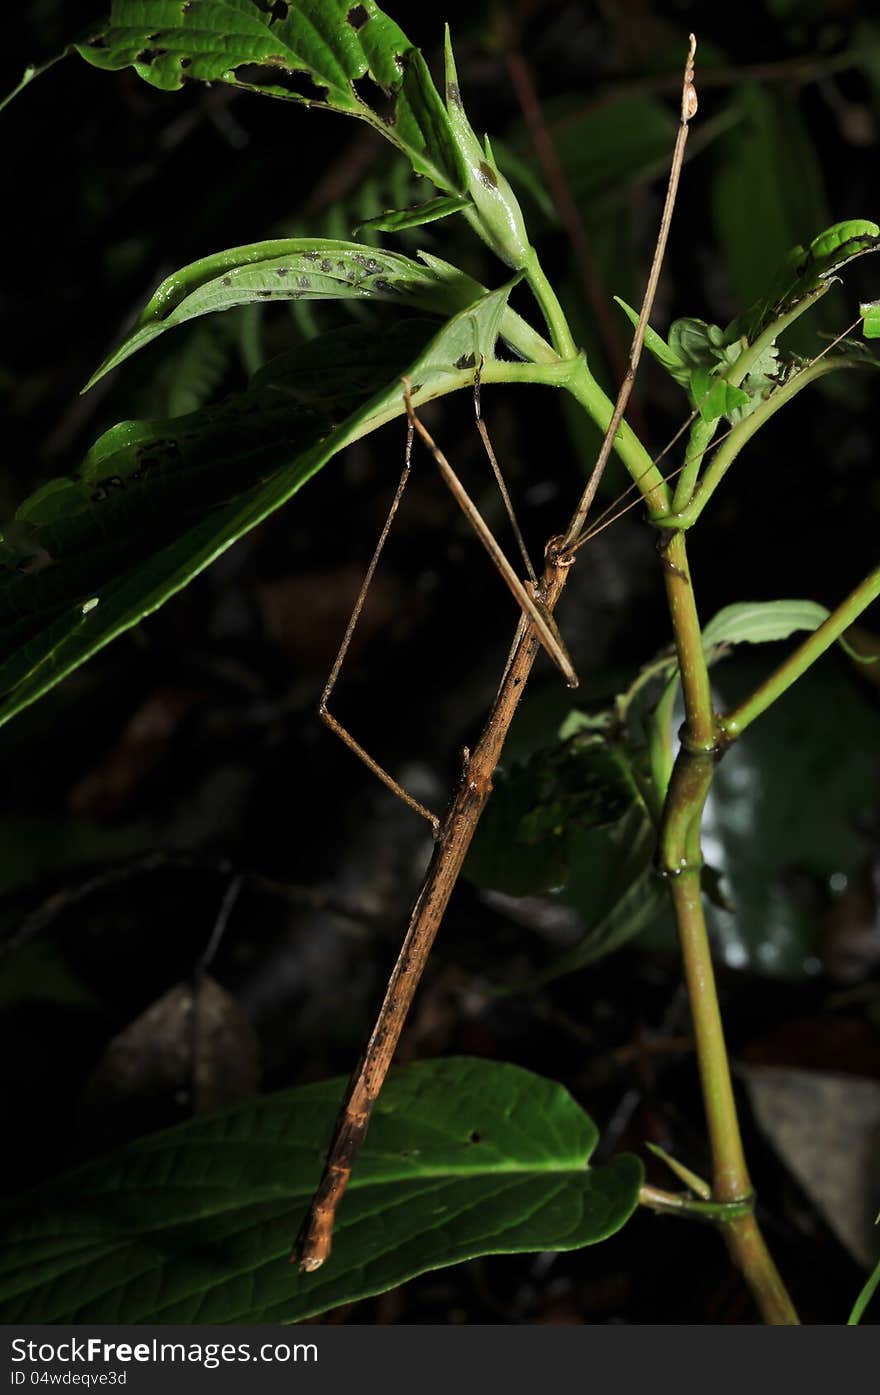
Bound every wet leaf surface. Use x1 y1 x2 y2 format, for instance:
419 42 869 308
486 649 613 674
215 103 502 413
0 1058 642 1324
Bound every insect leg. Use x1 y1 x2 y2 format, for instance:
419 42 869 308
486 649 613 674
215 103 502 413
319 425 441 835
403 379 578 689
473 356 538 588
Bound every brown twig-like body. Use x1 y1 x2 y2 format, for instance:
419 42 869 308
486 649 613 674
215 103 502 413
293 555 570 1269
292 34 698 1274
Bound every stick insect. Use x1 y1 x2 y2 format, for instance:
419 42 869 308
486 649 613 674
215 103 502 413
293 33 699 1273
294 367 697 1277
291 367 578 1271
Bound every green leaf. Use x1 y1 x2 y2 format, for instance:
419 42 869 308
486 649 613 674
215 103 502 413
861 300 880 339
612 305 759 420
354 193 471 235
613 296 688 385
668 317 724 369
76 1 466 193
466 732 643 898
466 708 669 981
0 290 515 729
702 600 832 652
0 1057 643 1323
163 322 234 416
689 365 750 423
85 238 486 388
532 811 666 986
805 219 880 279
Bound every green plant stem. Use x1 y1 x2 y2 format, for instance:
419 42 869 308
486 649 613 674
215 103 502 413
647 674 677 803
524 246 579 359
671 415 717 513
660 532 715 748
660 746 752 1199
720 562 880 738
658 529 800 1324
723 1213 801 1326
639 1184 751 1220
339 355 575 456
725 284 829 389
0 49 71 115
564 355 671 512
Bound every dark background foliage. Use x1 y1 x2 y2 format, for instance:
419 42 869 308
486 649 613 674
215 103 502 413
1 0 879 1323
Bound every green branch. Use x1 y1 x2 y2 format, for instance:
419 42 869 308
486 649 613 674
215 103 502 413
720 563 880 739
523 247 579 359
639 1184 752 1221
654 529 800 1323
564 356 671 511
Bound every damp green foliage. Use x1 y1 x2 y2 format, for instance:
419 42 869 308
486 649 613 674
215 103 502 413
469 581 880 987
157 320 237 417
0 289 522 729
617 221 879 464
688 366 750 424
85 239 486 388
0 1057 642 1323
616 305 767 424
76 0 467 193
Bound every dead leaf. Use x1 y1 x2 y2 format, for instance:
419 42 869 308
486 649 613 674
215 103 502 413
741 1065 880 1268
79 975 259 1152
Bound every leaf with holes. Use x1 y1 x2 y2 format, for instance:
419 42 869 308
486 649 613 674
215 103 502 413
76 1 466 193
0 1056 643 1323
466 732 643 898
0 287 525 729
